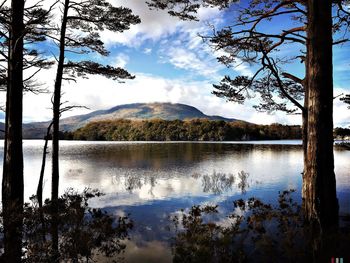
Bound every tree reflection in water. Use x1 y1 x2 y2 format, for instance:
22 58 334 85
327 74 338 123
170 190 350 263
124 173 158 196
0 188 133 262
1 187 348 262
237 171 249 194
200 171 249 195
201 172 236 195
123 170 251 195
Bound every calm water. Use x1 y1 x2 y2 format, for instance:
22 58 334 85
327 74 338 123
0 140 349 262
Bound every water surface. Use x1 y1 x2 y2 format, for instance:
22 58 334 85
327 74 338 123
0 140 349 262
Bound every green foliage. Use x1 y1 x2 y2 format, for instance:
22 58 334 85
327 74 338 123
67 119 302 141
0 188 133 262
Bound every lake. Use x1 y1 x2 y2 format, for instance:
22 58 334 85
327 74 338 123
0 140 349 262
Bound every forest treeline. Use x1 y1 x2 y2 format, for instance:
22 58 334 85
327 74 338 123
63 119 302 141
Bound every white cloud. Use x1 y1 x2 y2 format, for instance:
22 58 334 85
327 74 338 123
161 47 222 78
113 53 129 68
1 68 348 127
151 12 252 80
101 0 183 47
143 48 152 54
232 60 254 77
103 0 223 46
334 87 350 127
101 0 254 80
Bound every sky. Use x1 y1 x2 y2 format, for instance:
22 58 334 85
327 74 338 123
2 0 349 126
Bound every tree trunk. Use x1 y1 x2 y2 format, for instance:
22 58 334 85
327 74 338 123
37 121 53 208
1 0 25 261
302 110 308 172
36 122 53 243
303 0 338 229
51 0 69 259
301 41 309 199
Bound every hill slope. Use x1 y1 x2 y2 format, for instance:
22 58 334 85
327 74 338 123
17 103 240 138
60 102 237 129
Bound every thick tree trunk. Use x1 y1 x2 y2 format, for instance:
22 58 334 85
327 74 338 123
1 0 25 261
303 0 338 229
301 42 309 199
302 110 308 171
51 0 69 258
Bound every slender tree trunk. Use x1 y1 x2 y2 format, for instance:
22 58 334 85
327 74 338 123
51 0 69 259
37 121 53 208
303 0 338 229
36 122 53 243
2 0 25 261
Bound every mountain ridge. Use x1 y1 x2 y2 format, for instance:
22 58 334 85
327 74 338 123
61 102 237 124
18 102 241 138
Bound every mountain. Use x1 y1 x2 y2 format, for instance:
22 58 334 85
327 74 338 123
59 102 238 128
1 103 242 139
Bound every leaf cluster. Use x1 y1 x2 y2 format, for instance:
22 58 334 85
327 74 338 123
213 74 304 114
0 0 56 92
147 0 238 21
63 0 140 56
54 0 140 83
63 61 134 81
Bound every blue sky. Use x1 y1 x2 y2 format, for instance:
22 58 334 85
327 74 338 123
4 0 349 126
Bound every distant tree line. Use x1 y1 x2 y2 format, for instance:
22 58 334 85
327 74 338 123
63 119 302 141
334 127 350 140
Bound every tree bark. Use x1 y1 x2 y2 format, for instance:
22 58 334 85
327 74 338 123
301 40 309 199
51 0 69 259
1 0 25 261
303 0 338 229
302 109 308 170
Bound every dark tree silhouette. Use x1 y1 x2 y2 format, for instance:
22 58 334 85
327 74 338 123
0 0 54 260
1 1 25 260
147 0 350 229
46 0 140 258
303 0 338 229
